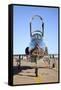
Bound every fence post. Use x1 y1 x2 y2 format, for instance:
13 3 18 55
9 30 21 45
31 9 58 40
17 55 21 70
19 55 21 66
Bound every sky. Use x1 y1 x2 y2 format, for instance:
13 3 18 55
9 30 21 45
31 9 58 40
13 5 58 54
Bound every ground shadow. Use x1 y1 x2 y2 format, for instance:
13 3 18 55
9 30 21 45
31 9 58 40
13 66 34 75
18 73 36 77
13 66 51 77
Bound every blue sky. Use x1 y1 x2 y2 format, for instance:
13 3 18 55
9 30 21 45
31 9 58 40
13 5 58 54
